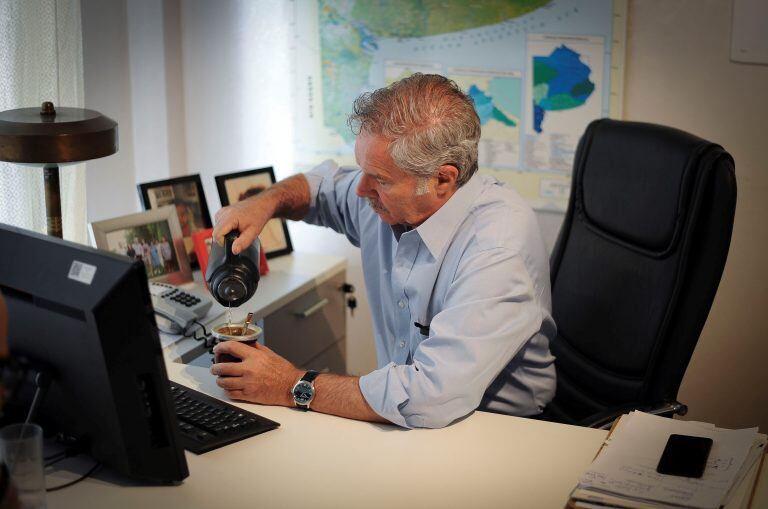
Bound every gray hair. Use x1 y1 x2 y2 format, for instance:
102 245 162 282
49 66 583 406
347 73 481 187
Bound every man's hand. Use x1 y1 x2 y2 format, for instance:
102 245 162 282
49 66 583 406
212 174 312 255
210 341 303 406
213 197 274 256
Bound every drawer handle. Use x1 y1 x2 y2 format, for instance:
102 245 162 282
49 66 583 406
294 298 329 318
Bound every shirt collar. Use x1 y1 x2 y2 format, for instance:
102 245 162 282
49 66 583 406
409 173 485 259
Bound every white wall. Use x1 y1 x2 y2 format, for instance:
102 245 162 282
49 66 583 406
80 0 768 430
178 0 294 210
126 0 176 183
81 0 137 221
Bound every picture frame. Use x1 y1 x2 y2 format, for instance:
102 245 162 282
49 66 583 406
214 167 293 259
137 174 213 269
91 205 193 285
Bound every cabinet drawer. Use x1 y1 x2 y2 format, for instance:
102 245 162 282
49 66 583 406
263 272 346 367
300 339 346 374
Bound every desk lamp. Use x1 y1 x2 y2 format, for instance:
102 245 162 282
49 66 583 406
0 101 117 237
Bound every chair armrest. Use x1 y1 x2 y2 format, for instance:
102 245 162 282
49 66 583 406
580 401 688 429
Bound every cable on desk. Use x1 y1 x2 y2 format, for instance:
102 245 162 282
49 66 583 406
46 461 101 492
182 319 211 343
192 319 210 338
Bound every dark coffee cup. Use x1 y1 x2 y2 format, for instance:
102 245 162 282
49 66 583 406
212 324 261 363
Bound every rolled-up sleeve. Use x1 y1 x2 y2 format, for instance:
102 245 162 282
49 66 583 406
359 247 545 429
303 160 364 247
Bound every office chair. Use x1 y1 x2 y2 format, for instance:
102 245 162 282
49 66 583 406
539 118 736 429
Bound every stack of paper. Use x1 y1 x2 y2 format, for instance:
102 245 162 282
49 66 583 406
569 411 766 509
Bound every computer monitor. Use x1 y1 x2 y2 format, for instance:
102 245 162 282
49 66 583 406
0 223 188 483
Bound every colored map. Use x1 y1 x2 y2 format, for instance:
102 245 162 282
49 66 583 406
293 0 626 211
532 45 595 133
469 85 517 127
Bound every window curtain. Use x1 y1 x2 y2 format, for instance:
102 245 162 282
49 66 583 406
0 0 87 243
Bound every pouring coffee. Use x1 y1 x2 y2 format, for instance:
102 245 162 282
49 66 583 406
207 230 262 362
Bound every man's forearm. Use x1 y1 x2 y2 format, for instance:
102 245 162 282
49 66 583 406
308 373 389 424
263 174 311 221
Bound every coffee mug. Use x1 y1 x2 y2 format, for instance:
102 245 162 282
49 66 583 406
212 324 262 363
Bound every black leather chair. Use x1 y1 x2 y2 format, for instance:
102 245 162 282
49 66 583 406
540 119 737 428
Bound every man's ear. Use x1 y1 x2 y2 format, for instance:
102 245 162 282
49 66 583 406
434 165 459 196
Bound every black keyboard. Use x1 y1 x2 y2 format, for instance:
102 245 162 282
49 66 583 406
169 381 279 454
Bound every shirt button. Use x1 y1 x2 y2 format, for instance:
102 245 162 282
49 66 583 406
397 300 405 309
399 340 405 348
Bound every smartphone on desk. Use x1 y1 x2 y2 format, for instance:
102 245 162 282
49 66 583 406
149 282 213 334
657 434 713 478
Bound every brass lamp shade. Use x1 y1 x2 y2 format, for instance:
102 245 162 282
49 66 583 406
0 102 118 237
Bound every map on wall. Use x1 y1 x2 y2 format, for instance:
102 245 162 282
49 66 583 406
293 0 627 211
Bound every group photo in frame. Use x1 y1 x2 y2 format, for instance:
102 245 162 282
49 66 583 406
90 205 193 285
137 174 213 268
215 166 293 259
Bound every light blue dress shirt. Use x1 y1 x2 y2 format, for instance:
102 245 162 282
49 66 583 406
304 160 556 429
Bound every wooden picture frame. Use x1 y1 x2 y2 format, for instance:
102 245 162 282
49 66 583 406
91 205 193 285
137 174 213 269
214 167 293 259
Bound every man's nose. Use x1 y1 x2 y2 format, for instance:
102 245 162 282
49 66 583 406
356 174 372 197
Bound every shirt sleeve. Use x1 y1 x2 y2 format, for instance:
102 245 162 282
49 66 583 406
303 160 365 247
358 247 545 429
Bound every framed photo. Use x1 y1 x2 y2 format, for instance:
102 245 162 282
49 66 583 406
137 174 212 268
214 167 293 259
91 206 193 285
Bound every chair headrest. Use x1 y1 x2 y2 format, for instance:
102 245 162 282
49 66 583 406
577 119 714 253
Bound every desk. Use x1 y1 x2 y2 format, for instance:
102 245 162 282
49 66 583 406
47 363 605 508
45 361 768 508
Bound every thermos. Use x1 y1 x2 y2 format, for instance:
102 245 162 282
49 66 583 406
206 231 260 307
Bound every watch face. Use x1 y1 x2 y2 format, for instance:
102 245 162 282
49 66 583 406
293 380 314 405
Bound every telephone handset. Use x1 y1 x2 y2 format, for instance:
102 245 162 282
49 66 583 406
149 282 213 334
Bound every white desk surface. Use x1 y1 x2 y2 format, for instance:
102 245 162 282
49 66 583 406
45 367 768 509
47 363 607 509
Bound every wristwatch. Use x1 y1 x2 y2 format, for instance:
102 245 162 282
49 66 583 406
291 370 319 410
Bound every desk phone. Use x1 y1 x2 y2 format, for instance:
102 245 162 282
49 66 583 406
149 282 212 333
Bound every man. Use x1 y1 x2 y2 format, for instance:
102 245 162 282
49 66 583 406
212 73 556 429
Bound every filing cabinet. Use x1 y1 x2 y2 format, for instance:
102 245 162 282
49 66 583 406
263 271 347 373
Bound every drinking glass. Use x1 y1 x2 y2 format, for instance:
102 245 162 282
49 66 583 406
0 423 47 509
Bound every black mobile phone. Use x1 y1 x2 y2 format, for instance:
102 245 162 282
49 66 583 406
656 434 713 478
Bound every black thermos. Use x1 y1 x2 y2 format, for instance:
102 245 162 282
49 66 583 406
206 231 260 307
